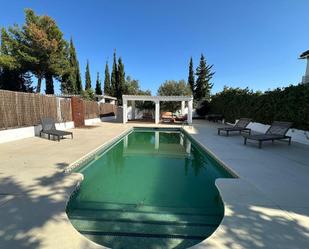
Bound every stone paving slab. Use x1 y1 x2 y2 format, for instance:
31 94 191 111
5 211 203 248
184 121 309 249
0 120 308 249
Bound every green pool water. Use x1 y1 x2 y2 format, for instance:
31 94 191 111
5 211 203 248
67 128 234 249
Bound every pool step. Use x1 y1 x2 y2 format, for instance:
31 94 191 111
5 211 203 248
68 209 222 226
68 200 223 216
70 219 215 239
83 234 201 249
68 202 223 243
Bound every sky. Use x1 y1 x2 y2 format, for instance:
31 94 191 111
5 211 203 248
0 0 308 95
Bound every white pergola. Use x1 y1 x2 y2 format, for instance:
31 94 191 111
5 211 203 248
122 95 193 124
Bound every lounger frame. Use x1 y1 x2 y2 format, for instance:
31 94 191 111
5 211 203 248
218 118 252 136
40 117 73 142
243 121 292 148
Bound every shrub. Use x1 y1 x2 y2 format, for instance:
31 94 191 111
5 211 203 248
196 100 211 116
81 88 95 100
209 84 309 130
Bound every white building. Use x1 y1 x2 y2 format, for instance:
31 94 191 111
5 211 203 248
299 50 309 84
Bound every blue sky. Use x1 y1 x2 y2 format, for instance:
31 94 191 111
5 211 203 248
1 0 308 94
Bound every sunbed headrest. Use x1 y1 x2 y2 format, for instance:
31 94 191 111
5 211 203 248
41 117 56 131
235 118 251 128
266 121 292 135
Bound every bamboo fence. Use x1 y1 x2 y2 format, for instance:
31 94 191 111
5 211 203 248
0 90 117 129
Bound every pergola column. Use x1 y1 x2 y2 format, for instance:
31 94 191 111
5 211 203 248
155 131 159 150
181 101 185 115
187 99 193 124
123 99 127 124
124 135 128 149
131 100 135 120
155 100 160 124
186 140 191 154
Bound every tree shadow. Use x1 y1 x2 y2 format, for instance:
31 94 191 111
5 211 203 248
203 203 309 249
0 161 82 249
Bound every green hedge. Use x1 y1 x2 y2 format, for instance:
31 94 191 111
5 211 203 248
209 84 309 130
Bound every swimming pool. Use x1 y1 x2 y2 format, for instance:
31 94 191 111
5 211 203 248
67 128 234 249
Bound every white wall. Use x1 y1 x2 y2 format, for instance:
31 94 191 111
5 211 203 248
0 116 118 144
84 116 116 125
126 106 148 120
84 118 101 126
0 121 74 144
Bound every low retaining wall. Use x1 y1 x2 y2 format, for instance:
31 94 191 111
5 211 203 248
0 116 116 144
0 121 74 144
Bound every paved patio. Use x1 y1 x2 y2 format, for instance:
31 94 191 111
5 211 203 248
185 120 309 249
0 120 308 249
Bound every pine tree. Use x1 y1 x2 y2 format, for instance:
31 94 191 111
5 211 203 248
45 73 54 94
111 50 118 97
23 9 68 93
188 57 195 95
117 57 125 105
85 60 91 90
195 54 215 101
95 72 102 95
0 28 33 92
103 62 111 95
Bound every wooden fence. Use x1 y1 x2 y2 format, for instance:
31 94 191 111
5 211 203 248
84 100 117 119
0 90 116 130
0 90 58 129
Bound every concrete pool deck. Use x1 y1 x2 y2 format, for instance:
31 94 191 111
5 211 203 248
0 120 308 249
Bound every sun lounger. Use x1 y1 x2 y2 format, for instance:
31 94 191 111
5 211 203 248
40 117 73 141
161 112 175 123
175 114 187 122
218 118 251 136
243 121 292 148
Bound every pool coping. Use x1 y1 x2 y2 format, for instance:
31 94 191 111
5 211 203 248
64 125 241 249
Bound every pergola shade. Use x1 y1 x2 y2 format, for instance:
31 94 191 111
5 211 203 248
122 95 194 124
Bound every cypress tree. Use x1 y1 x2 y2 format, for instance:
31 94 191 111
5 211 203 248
60 40 74 94
85 60 91 90
75 60 82 93
195 54 215 101
188 57 195 95
103 62 111 95
68 38 82 94
111 50 118 97
95 72 102 95
117 57 125 104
